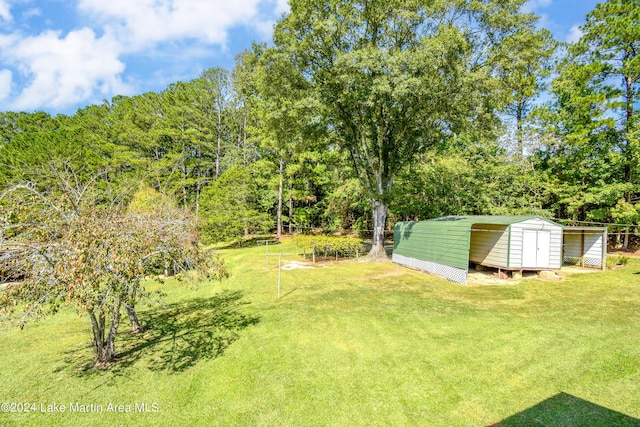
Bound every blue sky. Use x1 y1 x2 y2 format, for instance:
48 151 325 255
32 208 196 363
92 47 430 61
0 0 600 115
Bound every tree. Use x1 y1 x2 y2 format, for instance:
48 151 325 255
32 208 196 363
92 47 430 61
253 47 315 238
577 0 640 247
273 0 535 258
232 45 265 168
199 165 273 243
494 29 556 157
533 0 639 248
0 166 228 366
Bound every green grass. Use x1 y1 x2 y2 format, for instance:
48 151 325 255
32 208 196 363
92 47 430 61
1 241 639 426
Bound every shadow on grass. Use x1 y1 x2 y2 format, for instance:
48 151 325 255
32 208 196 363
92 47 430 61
490 392 640 427
120 290 259 373
59 290 259 375
214 235 279 250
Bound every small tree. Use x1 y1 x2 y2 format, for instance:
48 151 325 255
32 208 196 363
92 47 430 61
0 207 227 366
200 165 273 243
0 161 228 366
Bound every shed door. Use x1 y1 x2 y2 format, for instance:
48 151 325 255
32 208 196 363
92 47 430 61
522 230 551 268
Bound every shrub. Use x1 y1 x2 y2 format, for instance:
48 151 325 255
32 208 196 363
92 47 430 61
292 234 365 260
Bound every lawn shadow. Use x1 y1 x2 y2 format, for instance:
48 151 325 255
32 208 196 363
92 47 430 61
119 290 259 373
490 392 640 426
58 290 259 376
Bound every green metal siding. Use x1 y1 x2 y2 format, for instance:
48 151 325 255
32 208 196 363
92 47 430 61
393 215 563 273
394 221 471 270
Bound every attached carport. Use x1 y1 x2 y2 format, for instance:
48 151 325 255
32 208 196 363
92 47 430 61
393 215 564 284
562 226 607 270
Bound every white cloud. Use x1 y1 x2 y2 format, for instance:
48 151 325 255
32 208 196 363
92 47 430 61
0 0 12 22
273 0 289 17
78 0 264 51
252 0 290 40
0 69 11 102
522 0 552 13
1 0 287 112
2 28 131 110
566 24 583 43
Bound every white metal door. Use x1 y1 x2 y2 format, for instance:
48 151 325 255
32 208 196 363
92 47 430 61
522 230 538 267
522 230 551 268
537 231 551 268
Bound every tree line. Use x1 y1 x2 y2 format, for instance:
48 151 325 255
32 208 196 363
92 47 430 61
0 0 637 364
2 1 636 251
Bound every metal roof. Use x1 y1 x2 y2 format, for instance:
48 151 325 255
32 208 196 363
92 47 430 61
562 226 608 231
428 215 562 227
393 216 563 274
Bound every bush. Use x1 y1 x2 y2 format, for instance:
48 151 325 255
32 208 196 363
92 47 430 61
292 234 364 260
606 255 629 268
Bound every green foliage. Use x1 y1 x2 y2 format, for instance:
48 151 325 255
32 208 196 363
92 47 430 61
273 0 537 254
606 254 629 268
493 28 556 157
127 182 178 216
392 142 549 221
534 0 639 227
292 234 364 257
200 165 273 243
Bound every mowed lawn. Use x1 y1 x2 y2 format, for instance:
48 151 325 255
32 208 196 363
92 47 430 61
1 241 639 426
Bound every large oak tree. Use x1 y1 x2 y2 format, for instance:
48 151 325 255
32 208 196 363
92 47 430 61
272 0 537 258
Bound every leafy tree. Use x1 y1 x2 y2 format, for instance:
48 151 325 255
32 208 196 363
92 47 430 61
577 0 640 246
1 207 225 365
578 0 639 189
494 29 556 157
232 45 265 168
252 47 316 238
272 0 535 258
199 165 273 243
195 68 232 180
392 140 548 221
533 0 639 247
1 165 228 366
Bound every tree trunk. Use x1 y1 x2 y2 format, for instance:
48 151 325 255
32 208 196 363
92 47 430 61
516 104 524 159
367 199 388 260
242 105 248 167
216 108 222 179
88 307 120 365
288 183 293 234
195 183 200 228
104 307 121 363
88 311 105 362
126 304 143 334
277 156 284 239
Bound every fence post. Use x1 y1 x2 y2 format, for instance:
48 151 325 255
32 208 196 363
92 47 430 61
277 254 281 299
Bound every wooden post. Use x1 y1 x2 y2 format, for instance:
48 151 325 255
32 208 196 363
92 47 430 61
580 230 585 268
602 229 607 271
277 254 281 299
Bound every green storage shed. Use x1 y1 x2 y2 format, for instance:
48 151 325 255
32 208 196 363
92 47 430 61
393 215 564 283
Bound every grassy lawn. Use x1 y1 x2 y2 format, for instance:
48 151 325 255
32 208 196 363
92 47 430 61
1 241 639 426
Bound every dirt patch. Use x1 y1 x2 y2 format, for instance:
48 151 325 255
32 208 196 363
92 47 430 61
466 266 601 286
281 261 315 271
365 270 408 280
